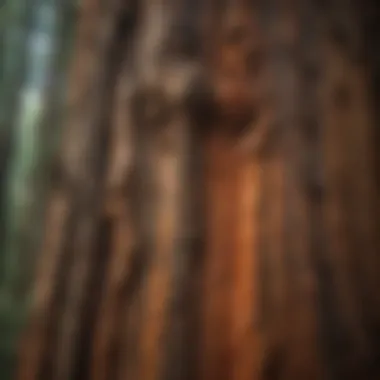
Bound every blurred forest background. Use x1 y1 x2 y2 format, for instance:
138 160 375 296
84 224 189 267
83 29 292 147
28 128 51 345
0 0 380 380
0 0 77 378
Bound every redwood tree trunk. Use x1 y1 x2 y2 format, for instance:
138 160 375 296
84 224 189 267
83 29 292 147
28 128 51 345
16 1 380 380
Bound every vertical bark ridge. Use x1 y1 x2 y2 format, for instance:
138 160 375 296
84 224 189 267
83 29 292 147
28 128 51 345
257 2 287 379
199 133 230 380
258 149 286 380
299 2 332 379
229 148 261 380
90 11 138 378
131 0 203 378
282 2 323 379
319 2 380 377
137 124 183 380
320 13 373 377
48 1 128 379
16 191 70 380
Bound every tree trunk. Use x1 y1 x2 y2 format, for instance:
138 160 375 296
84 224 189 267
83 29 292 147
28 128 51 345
15 1 380 380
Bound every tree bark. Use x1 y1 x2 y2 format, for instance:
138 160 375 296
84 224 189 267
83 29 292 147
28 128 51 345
15 1 380 380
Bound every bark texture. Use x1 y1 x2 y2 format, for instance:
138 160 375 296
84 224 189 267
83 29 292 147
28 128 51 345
16 0 380 380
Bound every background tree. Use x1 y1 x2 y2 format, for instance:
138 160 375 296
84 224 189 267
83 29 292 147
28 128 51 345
0 0 77 377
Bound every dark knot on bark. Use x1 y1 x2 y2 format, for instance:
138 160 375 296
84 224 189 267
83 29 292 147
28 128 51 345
185 73 217 131
213 78 256 130
185 71 256 135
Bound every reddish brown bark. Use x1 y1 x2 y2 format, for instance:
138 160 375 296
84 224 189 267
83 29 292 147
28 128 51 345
15 1 380 380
